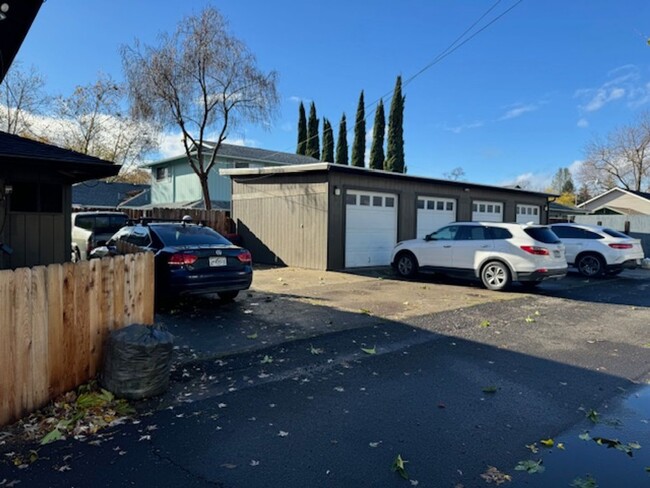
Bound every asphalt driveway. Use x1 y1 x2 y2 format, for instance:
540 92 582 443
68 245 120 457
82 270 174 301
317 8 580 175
2 266 649 487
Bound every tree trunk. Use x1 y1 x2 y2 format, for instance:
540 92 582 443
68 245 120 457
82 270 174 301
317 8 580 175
198 172 212 210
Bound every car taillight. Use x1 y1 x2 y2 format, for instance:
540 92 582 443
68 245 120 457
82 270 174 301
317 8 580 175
520 245 549 255
237 251 252 264
609 243 633 249
168 253 198 266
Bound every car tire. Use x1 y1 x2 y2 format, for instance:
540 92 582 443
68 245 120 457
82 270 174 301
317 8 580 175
481 261 511 291
218 291 239 302
395 252 418 278
71 248 81 263
576 253 605 278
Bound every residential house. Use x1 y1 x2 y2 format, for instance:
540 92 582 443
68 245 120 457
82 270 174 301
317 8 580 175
145 142 318 209
578 187 650 215
0 132 119 269
72 179 150 210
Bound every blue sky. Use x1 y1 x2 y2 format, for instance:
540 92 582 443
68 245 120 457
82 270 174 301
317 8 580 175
14 0 650 189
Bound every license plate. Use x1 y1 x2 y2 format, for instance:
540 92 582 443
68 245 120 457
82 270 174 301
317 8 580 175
553 250 561 258
209 256 227 267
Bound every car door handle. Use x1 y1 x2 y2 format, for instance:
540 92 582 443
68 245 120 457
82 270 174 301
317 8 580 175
443 245 452 248
480 245 490 248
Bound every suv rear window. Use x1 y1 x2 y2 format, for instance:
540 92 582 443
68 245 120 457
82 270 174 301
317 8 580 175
524 227 561 244
152 225 232 246
75 214 129 233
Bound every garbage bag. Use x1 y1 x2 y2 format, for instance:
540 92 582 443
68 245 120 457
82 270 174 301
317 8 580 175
101 324 175 400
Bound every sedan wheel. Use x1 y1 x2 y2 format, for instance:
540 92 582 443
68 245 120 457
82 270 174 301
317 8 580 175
576 254 604 277
481 261 511 291
395 253 418 278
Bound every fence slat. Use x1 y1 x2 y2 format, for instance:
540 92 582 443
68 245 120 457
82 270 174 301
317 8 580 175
1 253 154 426
0 270 16 425
47 264 65 399
14 268 33 418
31 266 49 412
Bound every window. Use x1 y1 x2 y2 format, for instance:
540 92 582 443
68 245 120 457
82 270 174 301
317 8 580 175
359 195 370 206
479 204 486 212
524 227 561 244
385 197 395 208
603 228 628 238
427 200 435 210
431 225 459 241
346 194 357 205
417 199 425 209
533 208 538 215
457 226 488 240
487 227 513 240
436 201 444 211
373 196 382 207
446 202 454 211
152 225 231 246
473 203 478 212
9 182 63 213
126 227 152 247
155 167 169 181
495 205 501 213
487 204 494 213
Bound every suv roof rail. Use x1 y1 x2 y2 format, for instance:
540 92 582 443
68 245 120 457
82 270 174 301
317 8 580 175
134 217 206 227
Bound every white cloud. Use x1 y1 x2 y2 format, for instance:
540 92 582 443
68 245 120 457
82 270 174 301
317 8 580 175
498 103 539 121
289 96 310 104
499 171 552 191
575 65 650 112
568 159 583 179
156 131 254 159
442 120 484 134
577 118 589 128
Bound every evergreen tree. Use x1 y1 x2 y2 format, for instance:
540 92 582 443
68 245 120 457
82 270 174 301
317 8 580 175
369 99 385 170
335 113 349 165
296 101 307 155
306 101 320 159
321 118 334 162
576 184 592 205
351 90 366 167
385 76 405 172
551 168 575 194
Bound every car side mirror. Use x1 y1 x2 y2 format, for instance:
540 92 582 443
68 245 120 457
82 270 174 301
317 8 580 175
425 234 435 242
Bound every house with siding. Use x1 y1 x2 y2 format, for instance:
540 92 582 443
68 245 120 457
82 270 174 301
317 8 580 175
144 142 318 209
578 188 650 215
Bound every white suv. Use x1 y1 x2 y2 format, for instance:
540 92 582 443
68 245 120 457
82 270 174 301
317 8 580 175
550 223 645 277
391 222 567 291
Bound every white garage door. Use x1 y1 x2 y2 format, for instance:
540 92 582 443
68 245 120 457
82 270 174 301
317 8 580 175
516 204 540 224
472 200 504 222
416 197 456 238
345 190 397 268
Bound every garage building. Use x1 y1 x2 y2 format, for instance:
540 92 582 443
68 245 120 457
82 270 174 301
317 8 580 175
221 163 552 270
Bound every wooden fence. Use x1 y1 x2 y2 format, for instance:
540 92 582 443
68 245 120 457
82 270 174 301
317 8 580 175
0 252 155 426
121 208 233 235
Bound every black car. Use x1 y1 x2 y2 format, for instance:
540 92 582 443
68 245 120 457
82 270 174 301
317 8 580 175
96 221 253 301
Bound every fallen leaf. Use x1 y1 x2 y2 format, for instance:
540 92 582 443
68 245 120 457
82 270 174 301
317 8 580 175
480 466 512 485
369 441 381 448
391 454 409 480
540 438 554 448
361 345 377 355
556 443 565 450
479 320 491 328
578 432 591 441
570 474 598 488
514 459 545 474
260 355 273 364
525 443 539 454
310 344 324 355
250 460 260 466
482 386 498 394
525 316 535 323
221 463 237 469
247 333 258 340
277 431 289 437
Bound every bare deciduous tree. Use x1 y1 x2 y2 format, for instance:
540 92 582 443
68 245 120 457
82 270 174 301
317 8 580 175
579 112 650 192
120 7 279 209
0 62 48 136
55 74 158 170
443 166 465 181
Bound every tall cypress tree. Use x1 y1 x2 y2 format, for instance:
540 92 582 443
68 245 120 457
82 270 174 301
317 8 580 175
321 118 334 162
385 76 405 173
369 99 385 170
335 113 349 165
351 90 366 167
306 101 320 159
296 101 307 155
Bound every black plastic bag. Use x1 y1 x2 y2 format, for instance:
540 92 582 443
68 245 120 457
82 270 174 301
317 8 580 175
101 324 175 400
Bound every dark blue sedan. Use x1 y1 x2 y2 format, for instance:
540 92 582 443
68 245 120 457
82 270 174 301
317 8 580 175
98 221 253 301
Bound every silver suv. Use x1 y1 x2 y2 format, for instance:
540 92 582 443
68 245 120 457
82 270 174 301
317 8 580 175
391 222 567 291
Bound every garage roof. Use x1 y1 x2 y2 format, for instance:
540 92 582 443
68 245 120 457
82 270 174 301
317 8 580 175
221 163 557 198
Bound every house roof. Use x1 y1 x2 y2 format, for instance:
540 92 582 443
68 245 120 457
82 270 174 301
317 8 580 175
549 202 589 214
578 187 650 208
0 131 119 182
136 199 230 211
145 142 319 168
118 188 151 208
72 179 150 209
598 205 646 216
221 162 557 198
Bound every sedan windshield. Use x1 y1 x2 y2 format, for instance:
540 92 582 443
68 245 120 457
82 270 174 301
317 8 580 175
152 225 232 246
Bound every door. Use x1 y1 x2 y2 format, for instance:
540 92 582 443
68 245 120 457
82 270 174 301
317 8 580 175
345 190 398 267
516 204 540 224
472 200 504 222
416 197 457 238
416 224 459 268
451 225 494 270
